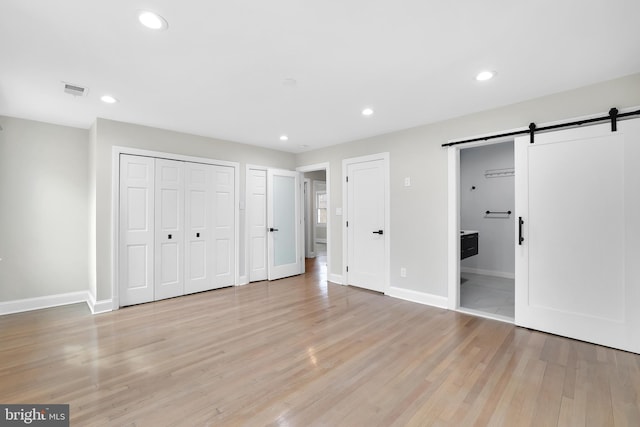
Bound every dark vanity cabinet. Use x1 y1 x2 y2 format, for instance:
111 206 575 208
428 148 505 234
461 232 479 260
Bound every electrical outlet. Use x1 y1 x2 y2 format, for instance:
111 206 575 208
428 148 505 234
400 267 407 277
404 177 411 187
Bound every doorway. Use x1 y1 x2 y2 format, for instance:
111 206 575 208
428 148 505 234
459 142 515 320
297 163 331 282
303 171 327 258
449 141 515 322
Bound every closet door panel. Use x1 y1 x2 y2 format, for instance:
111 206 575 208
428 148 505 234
154 159 185 300
119 155 155 306
185 163 215 294
213 165 235 288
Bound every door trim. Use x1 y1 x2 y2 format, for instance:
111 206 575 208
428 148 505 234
111 146 240 309
342 153 390 293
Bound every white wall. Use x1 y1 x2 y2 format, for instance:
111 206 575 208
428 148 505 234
0 116 89 301
93 118 296 301
460 142 514 276
295 72 640 299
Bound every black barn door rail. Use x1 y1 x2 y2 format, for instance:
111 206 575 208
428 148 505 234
442 107 640 148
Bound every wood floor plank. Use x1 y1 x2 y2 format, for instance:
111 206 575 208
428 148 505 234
1 258 639 426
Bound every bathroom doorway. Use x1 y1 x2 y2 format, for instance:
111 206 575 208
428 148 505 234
458 141 515 321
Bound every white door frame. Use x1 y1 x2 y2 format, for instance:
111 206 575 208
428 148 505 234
111 146 240 309
296 162 331 275
342 153 390 293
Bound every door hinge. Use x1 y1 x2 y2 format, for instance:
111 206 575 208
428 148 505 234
346 176 348 183
346 220 349 227
346 266 349 272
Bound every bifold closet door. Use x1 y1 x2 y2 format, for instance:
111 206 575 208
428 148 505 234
213 165 235 288
119 155 155 306
154 159 185 300
184 163 214 294
120 155 237 306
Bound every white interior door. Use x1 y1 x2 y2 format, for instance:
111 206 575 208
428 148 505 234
154 159 185 300
346 159 386 292
248 168 267 282
213 165 235 288
515 119 640 353
267 169 301 280
184 162 214 294
119 155 155 306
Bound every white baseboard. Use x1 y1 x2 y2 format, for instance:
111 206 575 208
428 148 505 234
328 273 343 285
237 275 249 286
387 286 448 309
87 292 114 314
460 267 515 280
0 291 90 316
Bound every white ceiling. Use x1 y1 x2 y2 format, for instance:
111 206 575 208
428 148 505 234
1 1 639 153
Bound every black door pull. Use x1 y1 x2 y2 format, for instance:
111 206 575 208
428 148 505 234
372 230 384 235
518 217 524 245
269 228 279 232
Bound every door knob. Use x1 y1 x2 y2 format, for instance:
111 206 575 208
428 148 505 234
372 230 384 235
269 228 279 232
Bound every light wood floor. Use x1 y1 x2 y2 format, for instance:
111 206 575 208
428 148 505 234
2 258 640 426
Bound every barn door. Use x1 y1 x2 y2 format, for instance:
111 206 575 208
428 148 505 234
515 119 640 353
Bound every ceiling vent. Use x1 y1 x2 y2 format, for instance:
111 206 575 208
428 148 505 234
63 82 88 97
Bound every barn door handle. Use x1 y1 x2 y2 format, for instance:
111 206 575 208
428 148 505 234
372 230 384 235
269 228 279 232
518 217 524 245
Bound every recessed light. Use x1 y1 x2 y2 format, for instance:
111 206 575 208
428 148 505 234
362 108 374 116
101 95 118 104
476 70 495 81
280 135 289 141
138 11 168 30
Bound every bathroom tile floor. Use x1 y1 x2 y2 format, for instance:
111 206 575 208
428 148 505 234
460 272 514 319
